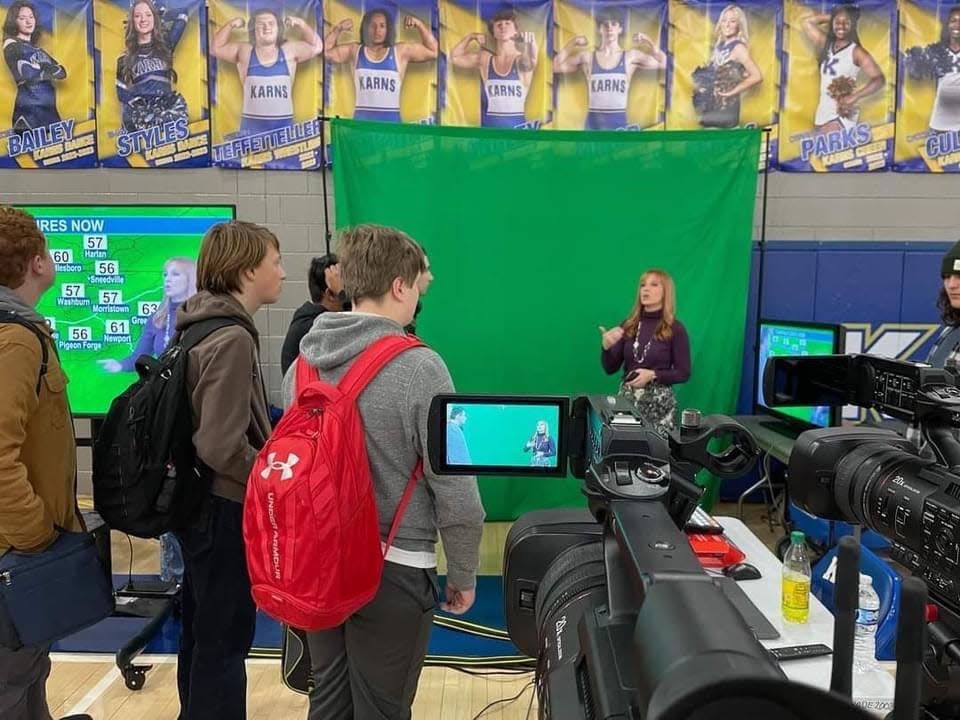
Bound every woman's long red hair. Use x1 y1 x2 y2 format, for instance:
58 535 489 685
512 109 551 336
623 269 676 341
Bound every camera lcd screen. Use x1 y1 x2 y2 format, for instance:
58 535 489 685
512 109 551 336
427 395 569 476
755 320 843 429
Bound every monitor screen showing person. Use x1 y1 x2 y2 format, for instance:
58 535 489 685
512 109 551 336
444 400 564 470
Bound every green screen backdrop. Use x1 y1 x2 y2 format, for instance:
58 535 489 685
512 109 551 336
332 121 760 520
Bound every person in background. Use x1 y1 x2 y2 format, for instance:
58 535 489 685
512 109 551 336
283 225 484 719
0 207 91 720
802 4 884 135
522 420 556 466
693 4 763 128
280 254 345 375
98 256 197 588
115 0 190 133
211 9 323 136
98 257 197 374
2 0 67 134
173 221 284 719
405 250 432 335
903 5 960 135
927 240 960 372
324 9 438 122
450 9 539 129
446 405 471 465
552 8 667 130
600 268 691 436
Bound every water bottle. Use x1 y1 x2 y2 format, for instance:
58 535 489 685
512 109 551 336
781 531 811 624
854 573 881 672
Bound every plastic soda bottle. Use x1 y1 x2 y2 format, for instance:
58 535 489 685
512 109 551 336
782 531 811 624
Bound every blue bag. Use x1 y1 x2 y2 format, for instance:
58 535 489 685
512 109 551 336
0 531 115 649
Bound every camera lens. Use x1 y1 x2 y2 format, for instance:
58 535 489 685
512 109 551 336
534 542 606 666
834 444 939 543
834 443 907 524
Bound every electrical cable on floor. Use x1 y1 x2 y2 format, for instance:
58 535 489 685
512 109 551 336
470 680 534 720
448 666 534 678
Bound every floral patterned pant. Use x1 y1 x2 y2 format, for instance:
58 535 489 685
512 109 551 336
619 381 677 438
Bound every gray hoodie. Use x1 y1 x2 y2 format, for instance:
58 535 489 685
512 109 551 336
282 312 485 590
0 286 45 323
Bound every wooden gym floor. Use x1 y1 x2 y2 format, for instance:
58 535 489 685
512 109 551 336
49 502 779 719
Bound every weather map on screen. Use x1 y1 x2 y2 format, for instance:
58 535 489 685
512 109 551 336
19 205 235 416
756 321 840 428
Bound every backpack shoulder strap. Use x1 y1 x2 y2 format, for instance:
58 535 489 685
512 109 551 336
338 335 426 401
294 353 320 394
336 334 429 554
0 310 49 396
180 317 244 352
384 458 423 553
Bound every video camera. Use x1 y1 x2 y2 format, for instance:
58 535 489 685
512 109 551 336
766 353 960 716
426 394 886 719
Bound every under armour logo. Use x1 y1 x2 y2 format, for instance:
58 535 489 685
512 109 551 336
260 452 300 481
822 57 840 76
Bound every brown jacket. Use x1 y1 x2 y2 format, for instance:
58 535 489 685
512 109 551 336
177 292 271 504
0 322 82 553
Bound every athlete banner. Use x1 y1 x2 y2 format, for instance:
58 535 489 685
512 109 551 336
667 0 780 166
896 0 960 171
779 0 896 171
0 0 96 168
552 0 667 130
208 0 324 170
95 0 209 168
440 0 552 129
324 0 438 124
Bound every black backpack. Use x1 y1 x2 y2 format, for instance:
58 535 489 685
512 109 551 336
92 317 240 538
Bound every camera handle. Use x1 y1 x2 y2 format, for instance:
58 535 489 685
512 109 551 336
921 417 960 474
668 413 760 479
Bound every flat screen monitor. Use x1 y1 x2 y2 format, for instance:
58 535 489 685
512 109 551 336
754 319 844 429
427 395 569 476
16 204 236 416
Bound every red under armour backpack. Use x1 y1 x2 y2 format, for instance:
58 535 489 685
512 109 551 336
243 335 424 631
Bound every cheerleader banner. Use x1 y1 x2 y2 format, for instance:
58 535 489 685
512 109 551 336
439 0 552 129
667 0 780 167
0 0 96 168
779 0 896 171
208 0 323 170
896 0 960 171
324 0 438 124
95 0 209 168
552 0 667 130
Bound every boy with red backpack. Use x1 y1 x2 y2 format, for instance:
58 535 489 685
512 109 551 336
279 224 484 719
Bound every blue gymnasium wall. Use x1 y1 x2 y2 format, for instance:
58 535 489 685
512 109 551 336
723 240 952 500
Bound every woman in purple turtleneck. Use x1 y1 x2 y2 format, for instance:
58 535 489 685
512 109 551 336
98 256 196 373
600 269 691 436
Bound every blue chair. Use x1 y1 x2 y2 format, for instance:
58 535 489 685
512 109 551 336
810 543 901 661
789 503 890 552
